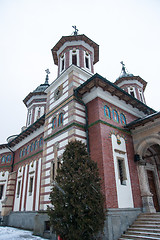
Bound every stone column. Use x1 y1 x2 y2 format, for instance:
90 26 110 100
138 160 156 213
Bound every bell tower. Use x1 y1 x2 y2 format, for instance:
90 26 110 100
51 29 99 77
23 70 50 127
114 62 147 104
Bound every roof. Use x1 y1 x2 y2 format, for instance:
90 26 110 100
23 91 47 106
51 34 99 65
125 111 160 130
114 75 147 91
74 73 155 115
23 76 49 106
0 115 45 150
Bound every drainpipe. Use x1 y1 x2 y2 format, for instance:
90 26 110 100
74 90 90 154
6 144 15 172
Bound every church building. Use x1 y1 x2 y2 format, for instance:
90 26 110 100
0 30 160 240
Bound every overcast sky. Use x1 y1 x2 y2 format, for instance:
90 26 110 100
0 0 160 143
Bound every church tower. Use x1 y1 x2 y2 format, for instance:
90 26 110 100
23 70 50 127
114 62 147 104
40 30 99 210
51 29 99 77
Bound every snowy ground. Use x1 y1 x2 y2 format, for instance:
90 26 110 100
0 226 46 239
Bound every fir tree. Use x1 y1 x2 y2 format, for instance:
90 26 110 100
48 140 105 240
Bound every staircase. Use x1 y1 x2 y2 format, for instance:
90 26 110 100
119 213 160 240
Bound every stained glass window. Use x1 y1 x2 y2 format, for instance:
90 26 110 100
120 113 126 125
104 105 111 119
52 117 57 129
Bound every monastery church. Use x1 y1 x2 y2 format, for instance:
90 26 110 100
0 30 160 239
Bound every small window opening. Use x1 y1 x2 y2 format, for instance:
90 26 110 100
17 181 21 198
45 221 50 231
52 162 55 181
29 177 34 195
61 59 64 71
72 54 77 66
0 185 4 200
118 159 126 185
85 57 89 69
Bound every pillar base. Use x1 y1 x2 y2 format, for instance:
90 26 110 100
142 196 156 213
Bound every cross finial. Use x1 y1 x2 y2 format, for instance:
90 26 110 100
120 61 127 74
45 69 50 85
72 26 79 35
45 69 50 75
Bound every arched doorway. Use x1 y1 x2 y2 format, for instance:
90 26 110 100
142 144 160 212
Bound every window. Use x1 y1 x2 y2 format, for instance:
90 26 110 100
118 159 127 185
0 185 4 200
6 155 11 163
113 110 119 123
120 113 126 125
1 156 5 164
60 54 65 72
19 150 22 158
22 148 26 157
39 137 43 147
30 142 34 152
85 57 89 69
27 145 30 154
28 111 32 126
58 113 63 126
52 162 55 181
34 140 38 150
72 54 77 66
29 177 34 195
104 105 111 119
138 89 144 103
17 181 21 198
52 117 57 129
128 87 136 98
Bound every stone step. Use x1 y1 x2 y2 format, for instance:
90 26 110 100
129 227 160 233
132 224 160 229
119 213 160 240
137 218 160 222
126 230 160 237
119 235 160 240
133 221 160 225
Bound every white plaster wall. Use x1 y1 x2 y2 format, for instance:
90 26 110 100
111 134 134 208
14 167 24 211
20 165 28 211
25 161 36 211
35 158 41 211
0 171 9 211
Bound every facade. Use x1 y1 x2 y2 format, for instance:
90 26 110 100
0 32 160 240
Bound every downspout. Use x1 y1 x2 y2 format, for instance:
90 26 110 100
6 144 15 172
74 90 90 154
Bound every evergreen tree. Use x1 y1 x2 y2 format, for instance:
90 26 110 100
48 140 105 240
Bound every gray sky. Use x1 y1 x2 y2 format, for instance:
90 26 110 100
0 0 160 143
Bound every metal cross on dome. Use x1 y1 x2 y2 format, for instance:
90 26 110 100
45 69 50 75
72 26 79 35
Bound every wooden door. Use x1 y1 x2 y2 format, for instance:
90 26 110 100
147 170 160 212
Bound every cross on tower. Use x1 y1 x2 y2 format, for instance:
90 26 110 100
45 69 50 75
72 26 79 35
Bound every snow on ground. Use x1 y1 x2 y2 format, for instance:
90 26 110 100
0 226 46 240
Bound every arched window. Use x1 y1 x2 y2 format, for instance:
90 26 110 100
30 142 34 152
22 148 26 157
58 113 64 126
6 155 11 163
113 110 119 123
27 145 30 154
34 140 38 150
104 105 111 119
52 117 57 129
39 137 43 147
1 156 6 164
120 113 126 125
19 150 23 158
